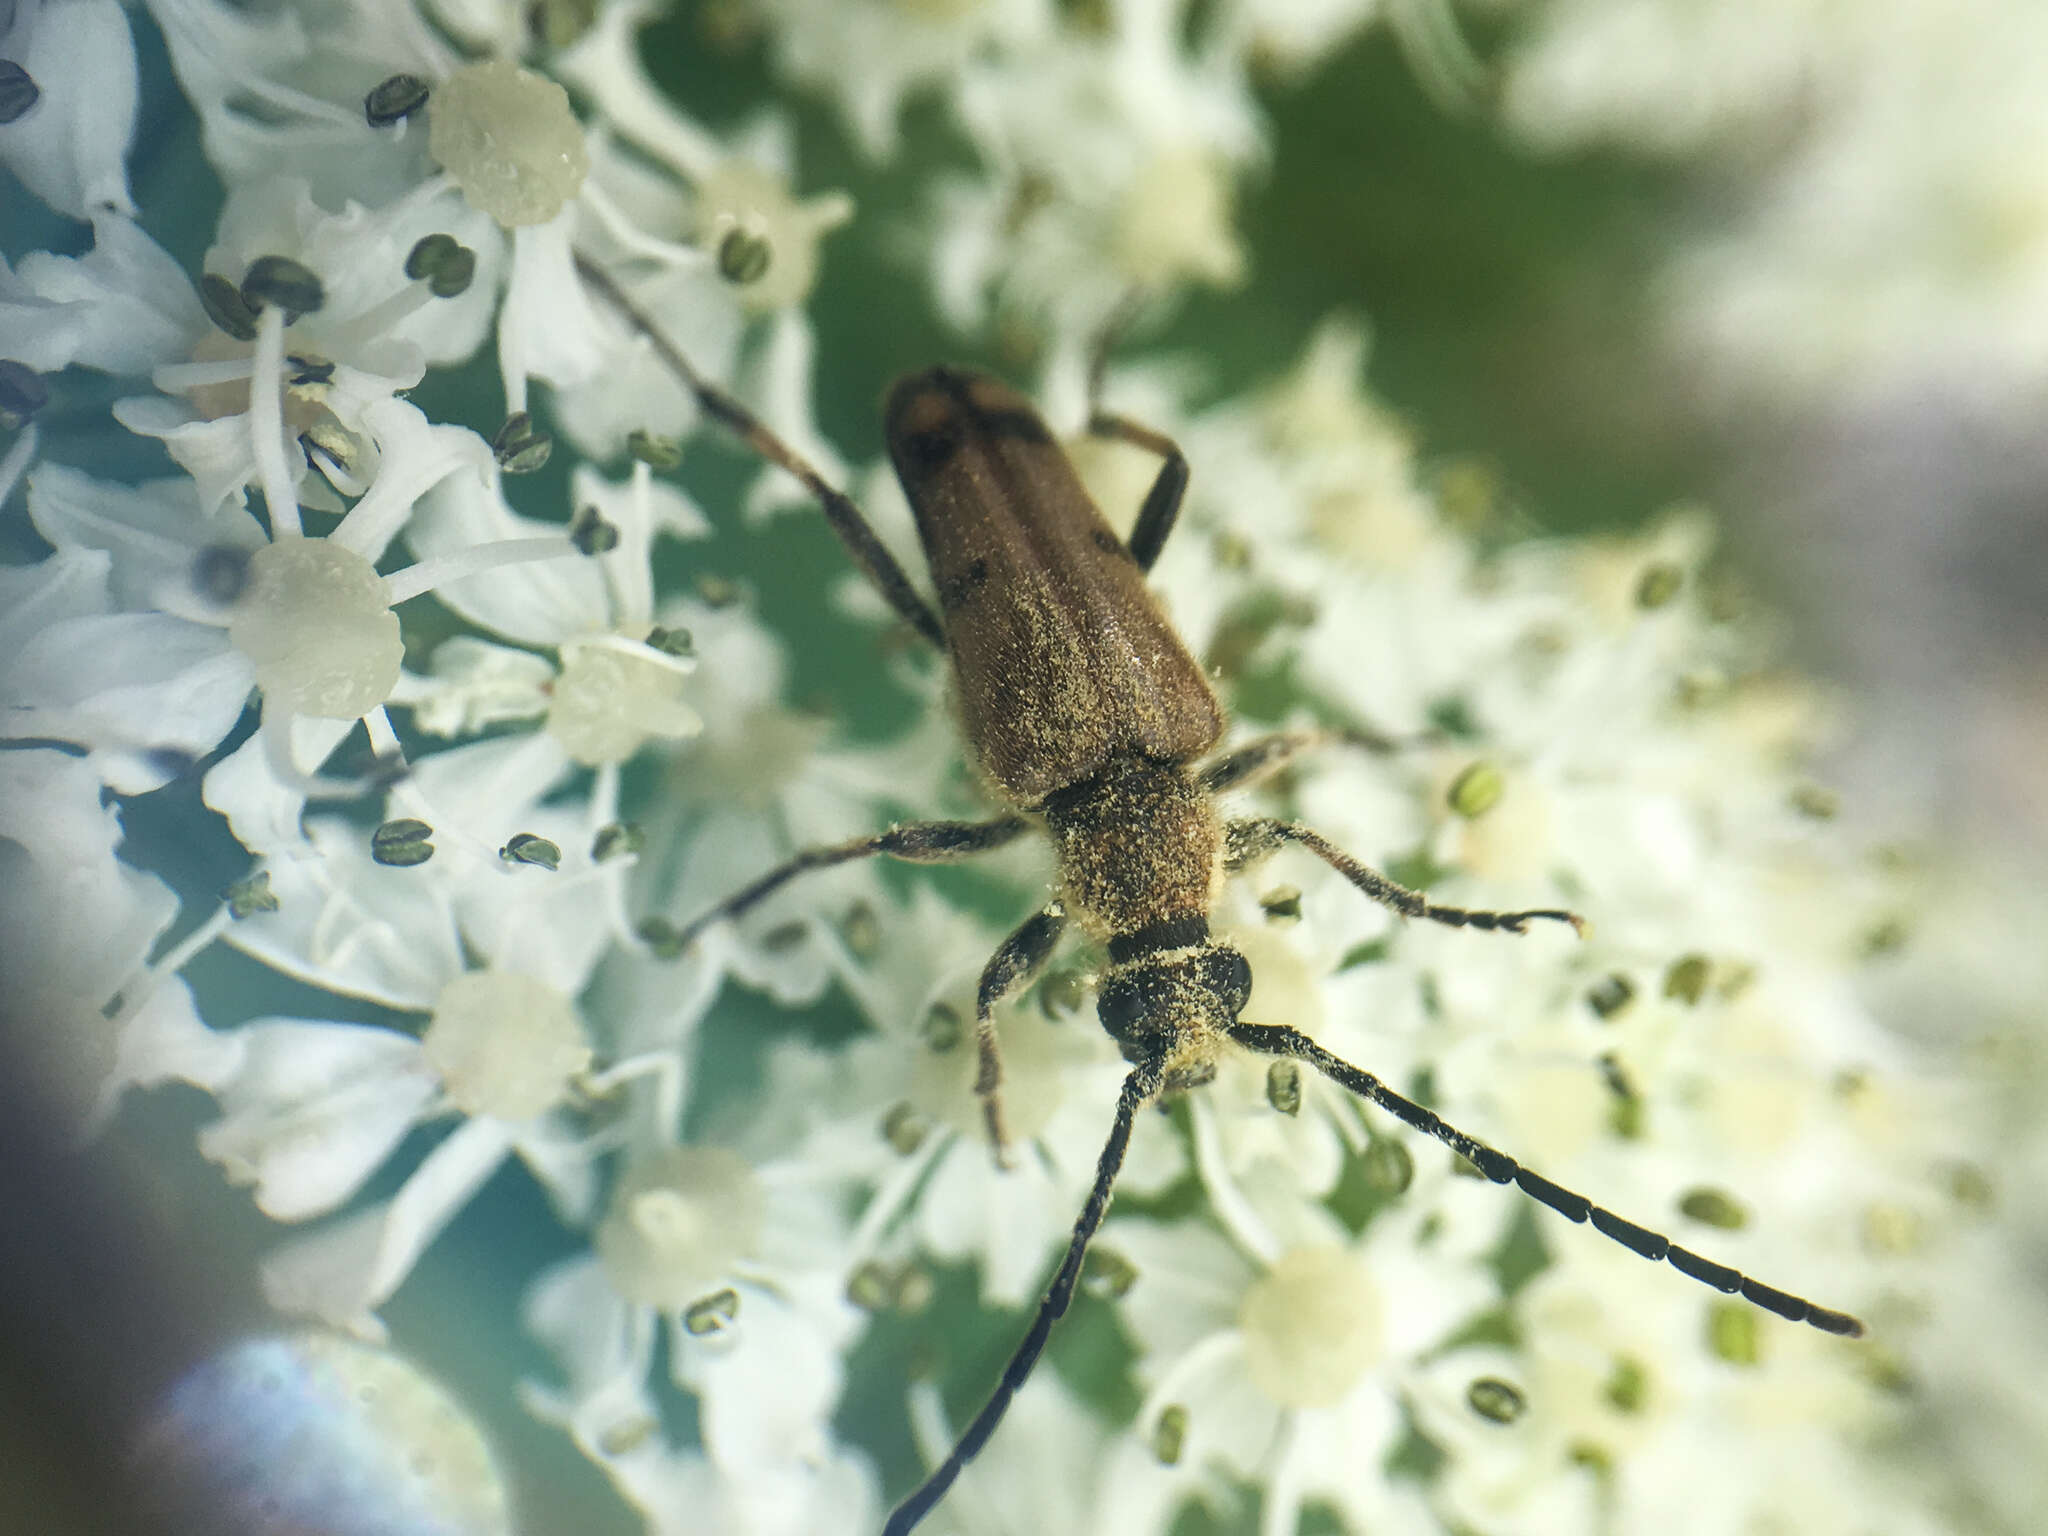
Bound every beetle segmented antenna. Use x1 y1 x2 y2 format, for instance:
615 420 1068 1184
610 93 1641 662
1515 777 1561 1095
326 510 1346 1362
571 252 946 648
1227 1022 1865 1337
882 1065 1161 1536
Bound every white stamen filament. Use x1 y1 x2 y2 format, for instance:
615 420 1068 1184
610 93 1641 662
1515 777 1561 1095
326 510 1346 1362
574 629 697 678
154 357 256 392
1190 1094 1284 1266
579 1051 684 1143
1133 1329 1245 1440
381 535 581 606
0 423 40 510
1258 1411 1306 1536
577 177 712 269
249 307 302 539
846 1129 951 1267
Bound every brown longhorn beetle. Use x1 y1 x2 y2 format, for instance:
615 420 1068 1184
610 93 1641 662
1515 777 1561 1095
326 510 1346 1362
576 259 1865 1535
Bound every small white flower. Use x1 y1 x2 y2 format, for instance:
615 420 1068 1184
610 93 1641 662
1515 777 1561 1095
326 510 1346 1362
0 0 139 218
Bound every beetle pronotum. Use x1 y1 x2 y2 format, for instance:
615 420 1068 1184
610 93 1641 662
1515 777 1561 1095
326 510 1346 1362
576 257 1864 1535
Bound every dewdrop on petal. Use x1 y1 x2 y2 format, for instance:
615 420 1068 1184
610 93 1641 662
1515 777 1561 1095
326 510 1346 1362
429 60 590 228
227 539 403 718
421 971 590 1121
1238 1245 1383 1410
545 638 699 766
596 1146 766 1310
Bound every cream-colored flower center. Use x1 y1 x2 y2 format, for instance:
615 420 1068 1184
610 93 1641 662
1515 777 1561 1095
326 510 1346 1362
228 538 402 719
545 640 698 766
429 60 589 227
422 971 589 1121
596 1146 765 1310
1237 1244 1382 1409
1113 148 1246 290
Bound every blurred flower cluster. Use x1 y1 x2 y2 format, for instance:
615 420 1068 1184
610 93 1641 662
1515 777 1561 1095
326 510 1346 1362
2 0 2043 1533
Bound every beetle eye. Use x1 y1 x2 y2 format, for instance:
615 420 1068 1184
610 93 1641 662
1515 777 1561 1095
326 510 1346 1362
1211 948 1252 1017
1097 977 1145 1036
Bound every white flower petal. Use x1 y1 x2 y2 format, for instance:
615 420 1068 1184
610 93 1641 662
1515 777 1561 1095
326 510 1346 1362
199 1018 439 1219
0 211 203 372
0 0 139 218
27 465 261 610
258 1115 516 1332
406 466 610 645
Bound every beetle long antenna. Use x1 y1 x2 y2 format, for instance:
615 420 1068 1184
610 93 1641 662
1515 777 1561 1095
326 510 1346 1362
1228 1022 1864 1338
881 1065 1160 1536
570 252 947 648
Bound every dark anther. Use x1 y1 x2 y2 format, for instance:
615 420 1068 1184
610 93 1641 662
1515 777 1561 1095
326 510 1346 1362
0 360 49 430
0 62 39 124
364 73 430 128
198 273 261 341
191 544 254 605
240 255 326 320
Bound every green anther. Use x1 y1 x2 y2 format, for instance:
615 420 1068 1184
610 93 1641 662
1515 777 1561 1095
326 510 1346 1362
492 412 553 474
590 822 644 862
371 818 435 867
1707 1301 1761 1366
627 428 683 470
198 272 261 342
1266 1060 1303 1116
715 227 773 286
1037 969 1088 1019
500 832 561 870
644 625 695 658
595 1416 656 1457
840 901 880 958
760 920 807 953
695 573 740 607
683 1288 740 1337
1447 760 1505 819
568 504 618 555
240 255 326 319
1861 1202 1923 1256
881 1102 928 1156
1567 1441 1613 1475
1947 1162 1994 1211
1259 885 1303 922
1675 668 1726 709
1602 1056 1645 1139
635 916 685 960
895 1264 934 1313
846 1260 896 1312
1635 561 1684 610
1603 1356 1648 1415
1466 1377 1526 1424
403 233 476 298
1678 1187 1748 1230
1149 1405 1188 1465
1585 972 1636 1019
364 73 430 127
223 870 279 919
1662 953 1711 1006
1361 1135 1414 1195
1789 783 1840 820
1860 917 1909 959
922 1002 963 1053
0 360 49 431
1082 1246 1139 1300
0 62 39 124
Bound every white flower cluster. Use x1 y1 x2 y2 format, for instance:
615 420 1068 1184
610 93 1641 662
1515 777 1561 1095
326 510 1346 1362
1500 0 2048 406
1 1 2039 1534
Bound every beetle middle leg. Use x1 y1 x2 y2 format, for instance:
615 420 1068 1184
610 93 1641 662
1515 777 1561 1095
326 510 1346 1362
971 905 1068 1166
662 815 1030 953
1225 817 1586 936
1199 726 1420 795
